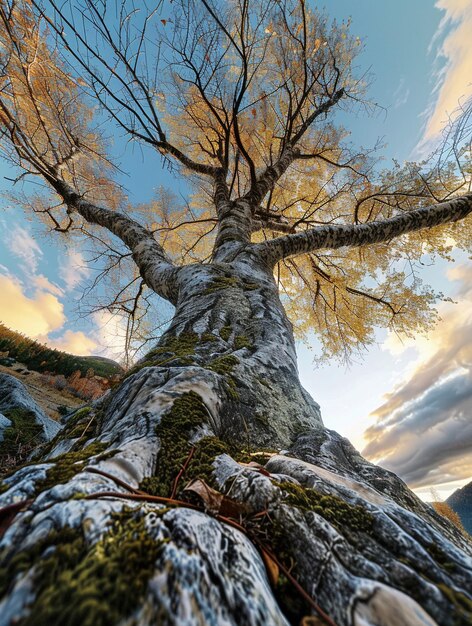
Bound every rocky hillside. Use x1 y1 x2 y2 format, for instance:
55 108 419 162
0 324 123 411
0 373 61 473
447 481 472 535
0 323 123 379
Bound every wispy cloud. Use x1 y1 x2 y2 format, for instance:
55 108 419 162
33 274 64 297
59 250 90 291
417 0 472 153
393 77 410 109
4 224 43 274
362 264 472 493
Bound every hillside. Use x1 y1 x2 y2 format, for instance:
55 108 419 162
0 324 124 418
447 481 472 535
0 323 123 379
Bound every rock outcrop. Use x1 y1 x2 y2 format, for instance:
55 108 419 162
0 373 61 442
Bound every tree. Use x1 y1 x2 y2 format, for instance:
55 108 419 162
0 1 471 624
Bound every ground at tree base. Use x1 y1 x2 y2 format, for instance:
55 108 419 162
0 367 471 626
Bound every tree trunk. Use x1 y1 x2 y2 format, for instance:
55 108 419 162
0 257 471 626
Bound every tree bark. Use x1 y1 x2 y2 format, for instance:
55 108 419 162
0 258 471 626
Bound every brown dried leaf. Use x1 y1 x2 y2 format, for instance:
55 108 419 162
260 547 280 587
238 461 271 476
182 478 250 518
0 499 32 539
182 478 223 515
300 616 326 626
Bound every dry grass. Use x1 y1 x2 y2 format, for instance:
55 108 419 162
0 363 84 420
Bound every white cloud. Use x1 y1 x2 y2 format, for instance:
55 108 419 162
417 0 472 152
4 225 43 274
0 274 65 338
91 310 128 362
59 250 90 291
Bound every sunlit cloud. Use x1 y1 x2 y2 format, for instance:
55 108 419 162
47 329 97 356
362 263 472 495
417 0 472 153
33 274 64 297
59 250 90 291
0 274 65 338
0 273 101 357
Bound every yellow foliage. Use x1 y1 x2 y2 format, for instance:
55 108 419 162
432 501 468 536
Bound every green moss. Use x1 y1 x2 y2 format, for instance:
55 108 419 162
201 333 217 345
0 510 166 625
203 276 240 294
123 333 206 380
62 408 93 439
254 413 270 427
33 441 109 495
140 390 259 497
219 326 232 342
141 391 209 496
144 332 199 365
234 334 251 350
207 354 239 376
240 279 259 291
437 583 472 625
33 407 101 463
204 275 259 295
256 375 272 389
0 408 43 472
276 481 374 533
207 354 240 400
142 435 233 496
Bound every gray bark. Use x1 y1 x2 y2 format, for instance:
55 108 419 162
254 193 472 266
0 260 471 626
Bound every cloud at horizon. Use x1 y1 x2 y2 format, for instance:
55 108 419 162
47 329 98 356
362 264 472 492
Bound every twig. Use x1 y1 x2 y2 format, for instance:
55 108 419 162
84 466 147 494
83 489 201 510
78 414 96 440
85 490 338 626
1 474 337 624
255 543 337 626
170 446 195 499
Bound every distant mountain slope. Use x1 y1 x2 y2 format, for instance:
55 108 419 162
0 323 123 379
446 480 472 534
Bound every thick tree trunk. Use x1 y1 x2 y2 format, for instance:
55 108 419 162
0 258 471 626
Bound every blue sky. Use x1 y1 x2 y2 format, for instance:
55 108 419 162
1 0 472 499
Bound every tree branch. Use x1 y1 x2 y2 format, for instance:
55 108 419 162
50 178 178 303
244 89 345 207
254 193 472 265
